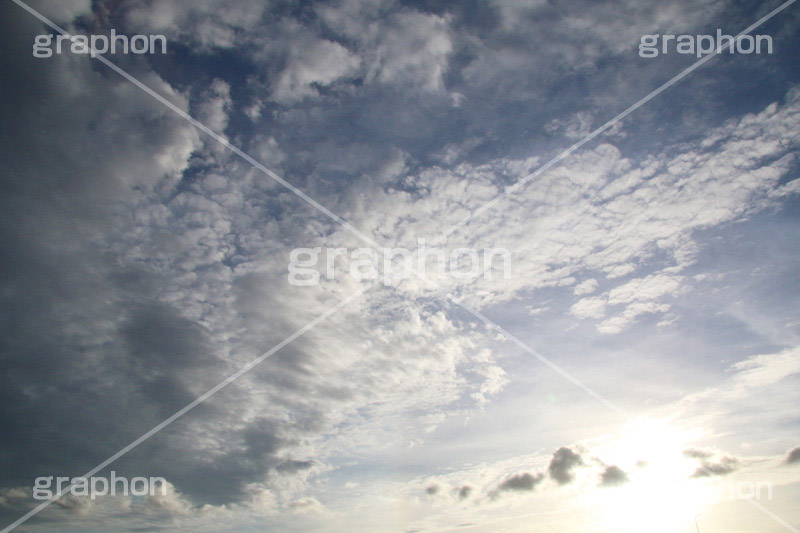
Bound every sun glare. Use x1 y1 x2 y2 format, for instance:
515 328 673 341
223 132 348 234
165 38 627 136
585 418 712 532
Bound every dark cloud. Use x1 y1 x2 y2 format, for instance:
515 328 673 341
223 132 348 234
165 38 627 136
690 456 740 478
683 447 742 478
0 3 308 516
275 460 316 474
496 472 544 493
425 484 440 496
683 448 714 460
548 447 584 485
1 0 799 530
783 447 800 465
599 466 629 487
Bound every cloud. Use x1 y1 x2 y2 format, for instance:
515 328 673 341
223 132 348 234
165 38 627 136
686 452 741 478
545 111 595 140
683 448 743 478
784 447 800 465
677 348 800 420
573 278 599 296
457 485 473 500
547 447 584 485
3 0 800 531
570 297 606 319
267 22 360 103
728 350 800 392
494 472 544 494
683 448 714 460
598 465 629 487
123 0 268 50
364 11 452 92
288 497 326 515
690 458 740 478
28 0 91 24
196 79 232 134
275 460 316 475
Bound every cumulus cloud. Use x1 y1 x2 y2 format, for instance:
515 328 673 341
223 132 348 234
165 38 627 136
684 449 741 478
289 497 326 515
3 0 800 531
123 0 268 49
267 23 360 103
364 11 452 92
690 458 740 478
494 472 545 494
573 278 599 296
683 448 714 460
196 79 232 134
783 447 800 465
27 0 91 24
548 447 584 485
598 465 629 487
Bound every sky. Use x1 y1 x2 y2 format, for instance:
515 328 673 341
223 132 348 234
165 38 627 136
1 0 799 531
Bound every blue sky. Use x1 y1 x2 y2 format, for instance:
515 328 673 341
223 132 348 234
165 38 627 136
1 0 799 531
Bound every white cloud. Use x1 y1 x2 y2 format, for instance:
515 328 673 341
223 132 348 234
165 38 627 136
29 0 91 23
269 25 360 103
124 0 267 49
197 79 232 134
574 278 599 296
364 11 453 92
4 2 800 531
571 297 606 319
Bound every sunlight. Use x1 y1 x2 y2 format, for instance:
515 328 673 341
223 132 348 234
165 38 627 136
586 418 712 532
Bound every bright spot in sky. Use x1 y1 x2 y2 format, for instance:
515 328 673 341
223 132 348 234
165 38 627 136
584 418 712 532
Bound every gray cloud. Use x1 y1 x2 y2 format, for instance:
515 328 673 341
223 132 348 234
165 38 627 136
495 472 544 493
276 460 316 474
548 447 584 485
2 0 800 530
784 447 800 465
0 2 323 516
690 457 740 478
289 496 325 514
683 448 743 478
599 465 629 487
683 448 714 460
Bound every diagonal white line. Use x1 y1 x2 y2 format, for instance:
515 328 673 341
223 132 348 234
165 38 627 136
9 0 384 254
423 275 800 530
419 5 800 526
747 499 800 533
14 0 794 438
10 0 618 434
0 281 376 533
4 12 621 532
431 0 799 246
423 279 628 418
